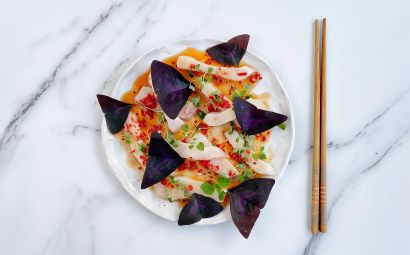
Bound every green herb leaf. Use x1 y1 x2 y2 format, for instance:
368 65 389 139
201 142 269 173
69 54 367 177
207 67 214 73
187 70 194 78
138 143 146 152
191 97 200 107
228 126 234 135
169 176 176 183
198 111 206 119
252 153 259 161
188 144 194 149
278 123 286 130
200 182 214 194
239 89 247 97
238 168 253 183
124 132 132 144
235 137 240 143
194 64 200 71
182 124 189 132
218 176 231 188
232 91 239 99
218 191 226 201
196 142 205 151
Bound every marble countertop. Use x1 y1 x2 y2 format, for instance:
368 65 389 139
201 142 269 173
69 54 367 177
1 0 409 254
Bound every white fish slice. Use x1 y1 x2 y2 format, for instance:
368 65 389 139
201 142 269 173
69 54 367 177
224 129 275 176
123 112 147 166
152 176 224 201
172 133 227 160
177 55 254 81
203 108 236 126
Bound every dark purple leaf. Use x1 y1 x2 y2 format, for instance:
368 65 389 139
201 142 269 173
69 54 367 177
141 132 184 189
97 94 132 134
151 60 192 119
228 178 275 238
178 193 224 226
233 97 288 135
206 34 250 66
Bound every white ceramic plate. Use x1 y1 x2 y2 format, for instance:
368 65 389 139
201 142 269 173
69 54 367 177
101 38 295 225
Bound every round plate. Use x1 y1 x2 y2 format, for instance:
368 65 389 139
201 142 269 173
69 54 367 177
101 38 295 225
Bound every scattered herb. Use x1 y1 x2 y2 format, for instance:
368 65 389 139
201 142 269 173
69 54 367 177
232 91 239 99
124 132 132 144
198 111 206 119
182 124 189 132
138 143 146 152
235 137 240 143
218 176 231 188
238 168 254 182
196 142 205 151
259 146 267 160
188 144 194 149
252 153 259 161
278 123 286 130
218 191 226 201
194 64 200 71
191 97 200 107
207 67 214 73
200 182 214 194
188 70 194 78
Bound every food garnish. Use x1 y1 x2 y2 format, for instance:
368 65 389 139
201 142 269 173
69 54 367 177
141 132 184 189
97 95 132 134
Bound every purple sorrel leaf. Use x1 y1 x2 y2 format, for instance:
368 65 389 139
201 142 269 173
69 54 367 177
228 178 275 238
178 193 224 226
141 132 184 189
206 34 250 66
151 60 192 119
97 94 132 134
233 97 288 135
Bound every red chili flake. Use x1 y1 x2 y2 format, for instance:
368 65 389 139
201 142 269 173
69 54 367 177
228 170 234 177
216 97 231 109
229 152 244 163
188 185 193 191
137 133 145 140
198 123 208 135
207 104 216 112
137 120 146 128
245 150 250 154
213 74 223 85
249 71 262 83
237 72 247 76
140 93 158 109
142 109 154 119
205 59 213 65
198 160 212 169
262 136 267 142
181 137 188 143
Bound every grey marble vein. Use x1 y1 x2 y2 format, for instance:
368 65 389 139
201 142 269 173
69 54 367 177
71 125 101 136
289 88 410 164
302 130 408 255
0 2 122 156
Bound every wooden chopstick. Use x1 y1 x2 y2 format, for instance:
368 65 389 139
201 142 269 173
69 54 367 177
311 19 321 235
319 18 327 233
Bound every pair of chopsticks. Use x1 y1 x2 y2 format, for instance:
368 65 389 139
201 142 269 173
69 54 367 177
311 18 327 234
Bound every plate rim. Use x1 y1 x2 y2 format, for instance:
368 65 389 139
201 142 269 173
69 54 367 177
100 37 295 225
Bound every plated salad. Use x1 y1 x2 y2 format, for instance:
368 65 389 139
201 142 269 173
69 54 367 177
97 35 288 238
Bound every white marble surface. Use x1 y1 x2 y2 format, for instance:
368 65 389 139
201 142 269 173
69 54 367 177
1 0 410 254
